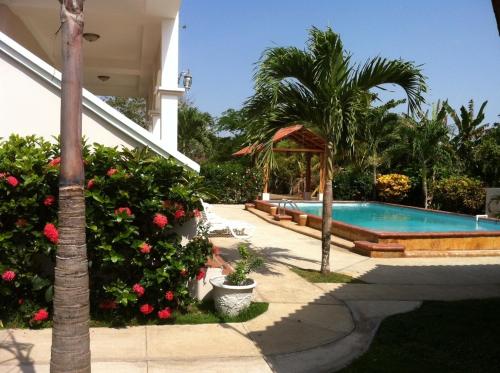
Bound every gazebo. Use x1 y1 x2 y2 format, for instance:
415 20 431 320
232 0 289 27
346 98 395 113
233 124 326 200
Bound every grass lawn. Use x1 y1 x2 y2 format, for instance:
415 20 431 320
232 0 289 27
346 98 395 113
0 301 268 329
340 298 500 373
290 267 366 283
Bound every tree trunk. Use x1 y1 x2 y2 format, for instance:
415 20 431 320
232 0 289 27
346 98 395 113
372 164 377 200
320 148 333 274
422 167 428 209
51 1 91 373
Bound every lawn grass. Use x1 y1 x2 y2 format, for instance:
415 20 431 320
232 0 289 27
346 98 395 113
1 301 268 329
340 298 500 373
290 267 366 283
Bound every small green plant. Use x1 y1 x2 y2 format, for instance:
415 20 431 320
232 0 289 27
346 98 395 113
226 244 263 286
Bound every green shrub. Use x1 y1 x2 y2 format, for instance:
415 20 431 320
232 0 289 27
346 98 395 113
433 176 485 214
201 162 262 204
0 135 212 327
333 169 372 200
376 173 411 202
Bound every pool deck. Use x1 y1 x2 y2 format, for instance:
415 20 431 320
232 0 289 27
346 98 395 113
2 204 500 372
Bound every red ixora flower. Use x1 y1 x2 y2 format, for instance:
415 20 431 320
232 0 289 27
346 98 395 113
107 168 118 176
196 267 207 281
18 298 24 305
48 157 61 167
99 299 118 310
165 290 174 301
2 270 16 282
33 309 49 322
43 223 59 244
193 209 202 218
139 242 151 254
87 179 95 189
15 218 28 228
6 176 19 187
174 209 185 220
153 213 168 229
139 304 154 315
157 307 172 320
43 195 56 207
132 283 145 297
115 207 132 217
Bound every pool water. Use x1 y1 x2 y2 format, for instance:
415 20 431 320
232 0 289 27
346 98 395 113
293 202 500 233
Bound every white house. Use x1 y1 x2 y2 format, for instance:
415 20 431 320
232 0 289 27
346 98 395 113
0 0 199 171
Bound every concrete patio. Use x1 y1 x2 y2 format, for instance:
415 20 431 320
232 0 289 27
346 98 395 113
2 204 500 373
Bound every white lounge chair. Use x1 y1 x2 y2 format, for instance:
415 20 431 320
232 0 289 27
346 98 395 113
199 200 255 240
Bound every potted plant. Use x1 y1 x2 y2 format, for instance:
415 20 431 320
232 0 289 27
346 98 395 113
210 244 263 316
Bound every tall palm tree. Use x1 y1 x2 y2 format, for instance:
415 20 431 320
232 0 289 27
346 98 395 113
178 102 214 163
51 1 91 372
396 102 450 209
444 99 488 172
359 99 405 199
245 27 426 273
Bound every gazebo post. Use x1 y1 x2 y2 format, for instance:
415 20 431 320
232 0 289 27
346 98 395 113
304 153 312 200
262 163 270 200
319 153 325 201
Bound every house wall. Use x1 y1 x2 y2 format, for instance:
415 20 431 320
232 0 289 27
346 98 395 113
0 51 140 149
0 5 51 64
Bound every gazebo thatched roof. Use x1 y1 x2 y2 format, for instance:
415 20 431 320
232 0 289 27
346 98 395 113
233 124 325 157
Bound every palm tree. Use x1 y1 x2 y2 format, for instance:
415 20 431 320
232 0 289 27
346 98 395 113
51 1 91 372
444 99 488 172
178 101 214 163
245 27 426 273
396 102 450 208
359 99 405 199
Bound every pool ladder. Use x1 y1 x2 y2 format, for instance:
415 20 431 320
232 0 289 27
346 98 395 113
277 199 300 215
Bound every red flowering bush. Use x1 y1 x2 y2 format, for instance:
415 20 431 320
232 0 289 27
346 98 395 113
132 284 145 297
43 195 56 207
43 223 59 244
139 304 154 315
153 213 169 229
157 307 172 319
2 270 16 282
32 308 49 322
6 175 19 187
0 135 211 327
165 290 174 301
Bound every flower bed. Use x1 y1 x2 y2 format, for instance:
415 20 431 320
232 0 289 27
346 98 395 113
0 135 212 328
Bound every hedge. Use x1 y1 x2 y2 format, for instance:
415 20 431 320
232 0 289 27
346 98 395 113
0 135 212 327
201 162 262 204
433 176 485 215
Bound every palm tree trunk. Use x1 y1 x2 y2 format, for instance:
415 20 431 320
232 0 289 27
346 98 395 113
51 1 91 373
372 164 377 200
320 149 333 274
422 167 428 209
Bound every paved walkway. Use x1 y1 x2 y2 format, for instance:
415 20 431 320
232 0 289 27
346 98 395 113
2 204 500 372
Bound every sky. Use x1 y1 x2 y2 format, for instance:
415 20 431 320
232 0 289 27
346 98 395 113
179 0 500 124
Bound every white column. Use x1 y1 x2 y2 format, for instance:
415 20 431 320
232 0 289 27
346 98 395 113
159 13 184 152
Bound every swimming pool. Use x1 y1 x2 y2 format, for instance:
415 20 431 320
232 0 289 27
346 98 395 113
252 200 500 257
295 202 500 233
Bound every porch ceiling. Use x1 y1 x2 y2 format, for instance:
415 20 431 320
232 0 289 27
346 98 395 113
0 0 181 97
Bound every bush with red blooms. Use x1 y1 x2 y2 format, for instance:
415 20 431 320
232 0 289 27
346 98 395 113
0 135 212 327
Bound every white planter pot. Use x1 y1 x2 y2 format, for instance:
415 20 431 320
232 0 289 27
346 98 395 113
209 275 257 317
